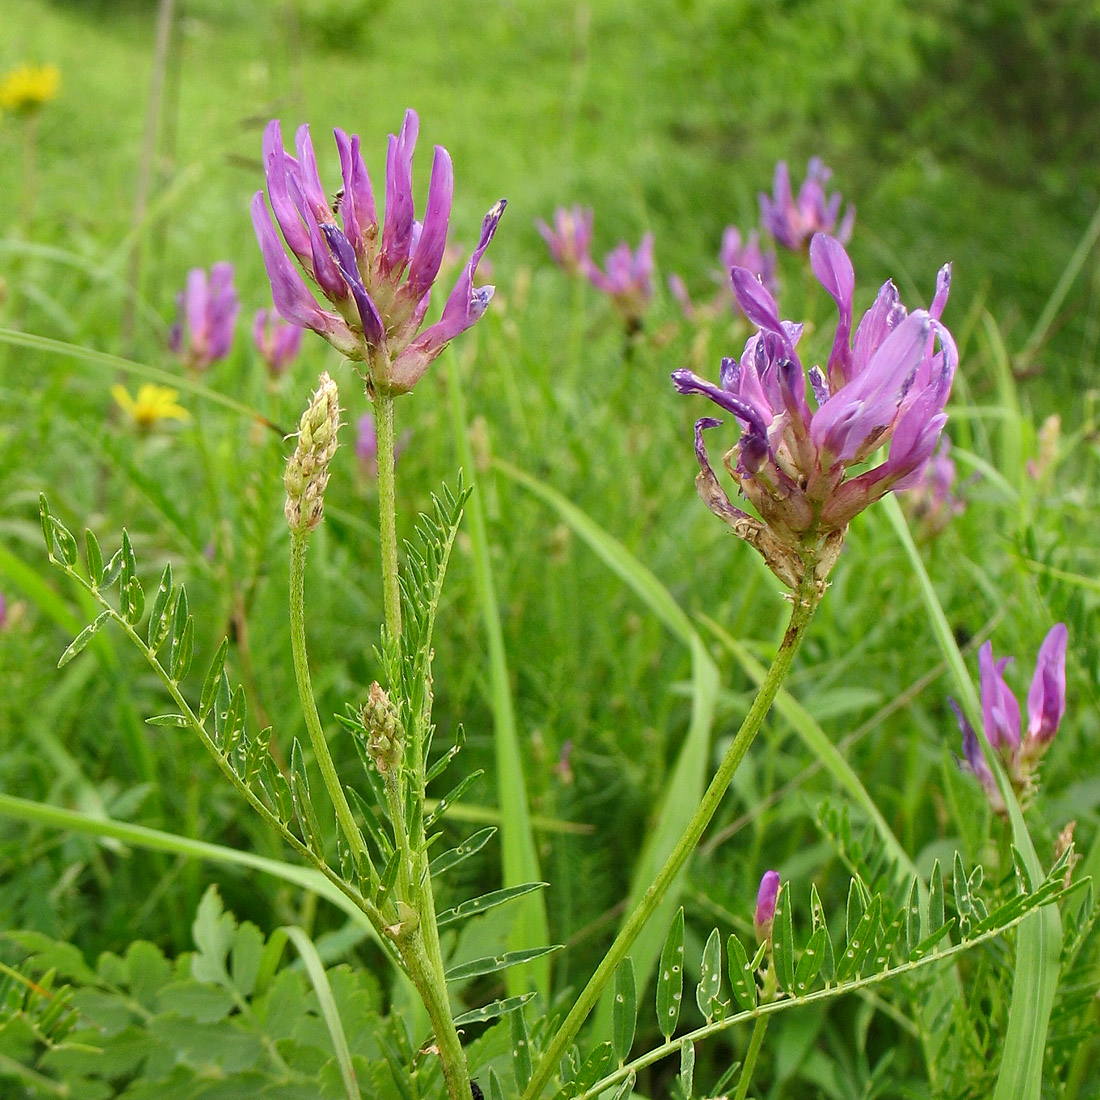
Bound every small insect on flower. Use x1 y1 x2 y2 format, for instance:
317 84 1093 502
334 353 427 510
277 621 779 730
111 384 191 431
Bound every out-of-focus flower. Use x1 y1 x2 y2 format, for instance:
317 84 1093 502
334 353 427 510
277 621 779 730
673 234 955 589
719 227 778 301
356 412 409 477
112 383 191 430
252 110 505 395
0 63 60 115
760 158 854 252
905 437 964 535
0 592 7 630
754 870 780 945
952 624 1069 809
170 263 239 371
585 232 654 328
253 307 303 378
1028 413 1061 482
535 205 594 276
554 739 574 786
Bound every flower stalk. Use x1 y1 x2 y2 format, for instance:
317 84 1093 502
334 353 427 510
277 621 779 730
373 389 403 642
521 550 825 1100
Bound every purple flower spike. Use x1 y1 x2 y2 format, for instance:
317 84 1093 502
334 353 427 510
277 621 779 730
170 263 239 372
536 205 594 276
1026 623 1068 744
253 308 303 378
585 232 655 328
754 870 781 944
720 227 778 301
674 234 954 588
951 699 1004 812
253 110 505 394
760 158 854 252
954 625 1070 809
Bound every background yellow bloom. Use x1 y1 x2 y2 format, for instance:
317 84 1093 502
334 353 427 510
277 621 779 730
111 383 191 430
0 63 61 114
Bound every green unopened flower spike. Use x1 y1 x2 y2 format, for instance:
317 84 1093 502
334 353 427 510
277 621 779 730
285 371 341 533
362 680 403 774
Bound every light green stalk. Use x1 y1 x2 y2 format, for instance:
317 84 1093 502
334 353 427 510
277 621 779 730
521 552 825 1100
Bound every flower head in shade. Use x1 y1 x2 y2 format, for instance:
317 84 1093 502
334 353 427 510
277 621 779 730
754 870 781 945
536 205 594 276
253 308 303 378
112 383 191 430
952 624 1069 808
170 263 239 372
760 158 855 252
584 233 655 329
672 233 955 590
252 110 505 396
0 63 60 115
904 436 964 536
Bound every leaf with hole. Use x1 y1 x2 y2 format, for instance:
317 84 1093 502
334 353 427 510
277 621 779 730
655 908 685 1040
725 934 757 1013
612 957 637 1065
696 928 722 1021
445 945 561 983
57 611 110 668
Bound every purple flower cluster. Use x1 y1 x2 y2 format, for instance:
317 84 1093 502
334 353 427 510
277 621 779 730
670 227 779 322
673 234 956 588
760 158 855 252
170 263 240 371
253 308 303 378
905 436 965 535
535 205 594 277
953 625 1068 810
252 110 505 395
584 233 655 328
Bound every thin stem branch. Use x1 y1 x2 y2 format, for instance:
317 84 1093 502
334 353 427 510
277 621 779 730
522 560 824 1100
732 1014 769 1100
373 390 403 642
289 529 372 873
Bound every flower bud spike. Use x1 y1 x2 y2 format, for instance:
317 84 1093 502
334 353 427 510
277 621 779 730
285 373 341 534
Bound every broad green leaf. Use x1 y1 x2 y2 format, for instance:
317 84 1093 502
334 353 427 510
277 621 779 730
696 929 722 1021
445 945 561 983
726 934 757 1012
655 908 685 1040
437 883 547 930
612 957 637 1065
57 610 111 668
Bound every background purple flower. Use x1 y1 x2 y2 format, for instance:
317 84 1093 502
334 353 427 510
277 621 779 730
169 263 239 371
536 205 594 276
253 308 303 378
760 158 855 251
584 232 655 328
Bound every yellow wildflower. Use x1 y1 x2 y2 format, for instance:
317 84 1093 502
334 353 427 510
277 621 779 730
0 63 61 115
112 384 191 430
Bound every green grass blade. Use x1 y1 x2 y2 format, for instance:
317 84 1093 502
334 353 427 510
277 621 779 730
280 925 360 1100
882 494 1062 1100
447 352 549 999
497 457 721 1035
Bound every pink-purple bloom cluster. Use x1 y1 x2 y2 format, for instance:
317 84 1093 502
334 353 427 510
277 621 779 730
953 625 1069 810
252 109 505 395
585 233 655 329
760 158 855 252
535 205 594 277
905 436 965 535
170 263 240 371
253 308 303 378
670 227 778 322
673 233 956 589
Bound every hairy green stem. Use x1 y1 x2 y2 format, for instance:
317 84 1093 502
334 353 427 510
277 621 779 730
373 390 403 642
522 560 824 1100
289 529 371 871
733 1015 769 1100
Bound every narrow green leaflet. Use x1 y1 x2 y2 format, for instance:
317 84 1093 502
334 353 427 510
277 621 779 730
696 929 722 1021
146 563 173 649
199 638 229 722
453 992 538 1027
835 896 882 983
726 934 757 1013
679 1041 695 1099
929 859 945 931
290 739 324 856
510 1005 534 1091
655 908 685 1040
905 878 922 957
612 957 637 1065
445 945 561 983
809 883 836 984
437 883 547 930
773 883 796 994
793 927 827 995
429 826 497 875
57 610 111 668
611 1071 636 1100
84 528 104 587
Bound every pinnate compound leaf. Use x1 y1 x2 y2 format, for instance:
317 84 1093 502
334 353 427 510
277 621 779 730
726 933 757 1012
57 610 110 668
656 907 685 1039
612 957 637 1065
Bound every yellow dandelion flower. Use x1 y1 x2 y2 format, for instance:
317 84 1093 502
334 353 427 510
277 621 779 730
0 63 61 115
112 383 191 431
